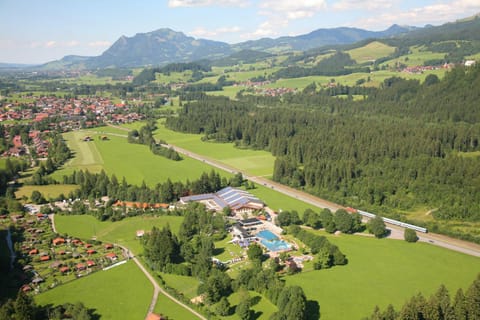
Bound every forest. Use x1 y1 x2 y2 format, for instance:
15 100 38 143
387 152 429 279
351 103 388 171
166 65 480 240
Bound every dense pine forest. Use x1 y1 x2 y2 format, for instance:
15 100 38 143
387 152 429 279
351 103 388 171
166 65 480 240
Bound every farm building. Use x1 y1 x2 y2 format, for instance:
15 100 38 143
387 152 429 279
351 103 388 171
179 187 264 214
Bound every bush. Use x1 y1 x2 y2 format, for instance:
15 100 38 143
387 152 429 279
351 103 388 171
404 228 418 242
367 216 387 238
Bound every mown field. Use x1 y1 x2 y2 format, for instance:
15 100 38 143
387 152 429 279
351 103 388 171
287 232 480 320
36 261 152 320
50 130 222 186
154 120 275 178
15 184 78 201
347 41 396 64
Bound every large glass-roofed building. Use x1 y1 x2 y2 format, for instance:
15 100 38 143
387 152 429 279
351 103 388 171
179 187 264 214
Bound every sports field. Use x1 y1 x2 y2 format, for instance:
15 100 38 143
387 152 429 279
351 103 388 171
35 261 152 320
286 231 480 320
54 214 183 255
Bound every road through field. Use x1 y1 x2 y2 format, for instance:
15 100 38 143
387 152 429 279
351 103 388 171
101 124 480 257
162 143 480 258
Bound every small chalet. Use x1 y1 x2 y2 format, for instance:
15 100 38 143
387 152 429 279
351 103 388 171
40 255 51 261
86 260 96 267
105 252 117 261
59 266 70 273
146 313 167 320
76 263 86 271
52 237 65 246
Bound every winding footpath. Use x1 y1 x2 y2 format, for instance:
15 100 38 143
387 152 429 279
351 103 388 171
50 214 205 320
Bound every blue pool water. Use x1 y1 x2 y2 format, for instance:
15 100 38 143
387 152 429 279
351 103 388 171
257 230 278 241
257 230 292 252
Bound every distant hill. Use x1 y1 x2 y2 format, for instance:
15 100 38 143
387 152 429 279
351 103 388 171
233 25 417 53
37 25 415 70
33 14 480 70
40 55 92 70
89 28 232 68
0 62 38 69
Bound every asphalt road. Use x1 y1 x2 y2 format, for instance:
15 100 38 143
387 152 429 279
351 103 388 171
165 143 480 258
99 125 480 257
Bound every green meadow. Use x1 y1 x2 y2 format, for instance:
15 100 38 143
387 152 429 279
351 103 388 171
347 41 396 64
15 184 78 201
224 291 278 320
153 289 202 320
287 232 480 320
51 130 221 186
159 272 200 299
36 261 152 320
248 184 315 213
154 120 275 177
54 214 183 255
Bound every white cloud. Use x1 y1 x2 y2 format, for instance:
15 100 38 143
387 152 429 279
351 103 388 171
88 41 111 47
190 26 241 38
45 41 57 48
259 0 327 20
355 0 480 29
65 40 80 47
168 0 249 7
331 0 394 11
241 20 287 39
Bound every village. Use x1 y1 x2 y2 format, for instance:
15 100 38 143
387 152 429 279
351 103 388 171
0 94 145 158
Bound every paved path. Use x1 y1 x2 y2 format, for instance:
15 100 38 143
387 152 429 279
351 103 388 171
117 250 206 320
50 214 205 320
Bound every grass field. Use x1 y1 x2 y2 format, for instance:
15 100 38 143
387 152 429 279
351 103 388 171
224 291 277 320
36 261 152 320
154 120 275 177
286 232 480 320
159 272 200 299
347 41 396 64
153 289 202 320
248 184 315 213
54 214 183 255
15 184 78 201
51 130 224 186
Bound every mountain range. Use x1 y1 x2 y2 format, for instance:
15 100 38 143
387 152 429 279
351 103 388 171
11 14 480 70
38 24 417 70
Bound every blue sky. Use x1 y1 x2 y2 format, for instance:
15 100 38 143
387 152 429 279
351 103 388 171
1 0 479 64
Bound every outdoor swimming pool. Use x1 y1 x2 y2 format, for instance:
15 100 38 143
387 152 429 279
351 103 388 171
257 230 292 252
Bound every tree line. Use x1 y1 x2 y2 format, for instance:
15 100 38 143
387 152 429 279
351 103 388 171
127 121 182 161
364 274 480 320
165 65 480 242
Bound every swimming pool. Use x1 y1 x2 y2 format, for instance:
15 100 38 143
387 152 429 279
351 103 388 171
257 230 292 252
257 230 278 241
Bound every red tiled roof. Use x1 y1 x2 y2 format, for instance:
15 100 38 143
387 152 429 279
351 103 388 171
52 238 65 245
60 266 70 273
